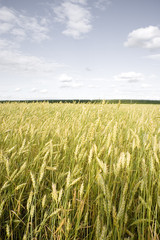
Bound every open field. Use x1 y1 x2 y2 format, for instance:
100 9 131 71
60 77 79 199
0 102 160 239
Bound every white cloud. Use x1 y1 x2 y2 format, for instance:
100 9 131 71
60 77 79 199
114 72 144 83
59 73 73 82
0 6 16 22
15 88 21 92
60 81 83 88
20 16 49 42
0 6 49 42
58 72 83 88
11 28 26 40
0 7 66 77
70 0 87 4
94 0 111 10
40 89 48 93
54 1 92 39
145 54 160 60
0 49 64 74
31 88 38 92
124 26 160 49
0 39 16 49
0 22 13 34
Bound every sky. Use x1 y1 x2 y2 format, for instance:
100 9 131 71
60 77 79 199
0 0 160 100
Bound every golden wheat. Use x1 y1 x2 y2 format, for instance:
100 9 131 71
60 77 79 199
0 102 160 239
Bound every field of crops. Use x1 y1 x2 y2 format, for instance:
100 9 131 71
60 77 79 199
0 102 160 240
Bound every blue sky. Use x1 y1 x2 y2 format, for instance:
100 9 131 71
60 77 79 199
0 0 160 100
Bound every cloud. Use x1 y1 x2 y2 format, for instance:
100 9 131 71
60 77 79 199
60 81 83 88
0 49 64 74
58 72 84 88
124 26 160 49
54 1 92 39
0 7 66 76
11 28 26 40
15 88 21 92
0 6 49 42
0 39 17 49
145 54 160 60
0 22 13 34
70 0 87 4
0 6 16 22
114 72 144 83
94 0 111 10
40 89 48 93
59 73 73 82
58 73 83 88
31 88 38 92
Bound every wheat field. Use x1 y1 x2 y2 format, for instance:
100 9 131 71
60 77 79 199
0 102 160 239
